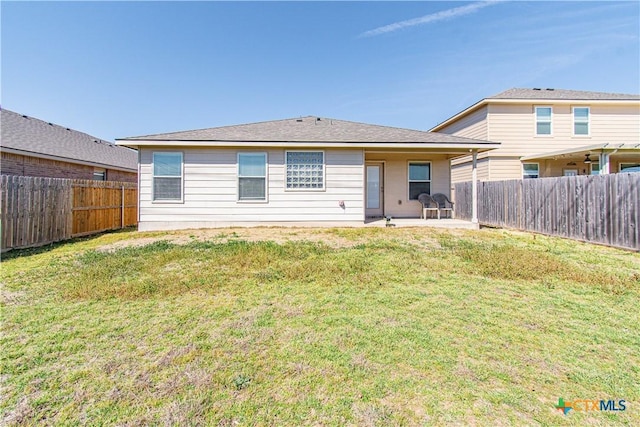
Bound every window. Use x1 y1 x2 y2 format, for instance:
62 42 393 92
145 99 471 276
286 151 324 190
93 169 106 181
620 163 640 173
408 162 431 200
238 153 267 201
153 152 183 201
573 107 589 135
523 163 539 179
590 162 600 175
535 106 552 135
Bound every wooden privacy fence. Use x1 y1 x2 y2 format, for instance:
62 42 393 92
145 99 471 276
1 175 137 251
454 173 639 251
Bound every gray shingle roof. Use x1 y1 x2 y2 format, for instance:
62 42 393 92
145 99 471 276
1 108 137 171
489 88 640 100
118 116 494 145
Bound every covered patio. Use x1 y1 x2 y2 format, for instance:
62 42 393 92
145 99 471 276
520 143 640 177
363 147 495 225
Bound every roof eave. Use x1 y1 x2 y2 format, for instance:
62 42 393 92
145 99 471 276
115 140 500 152
1 147 138 172
429 99 488 132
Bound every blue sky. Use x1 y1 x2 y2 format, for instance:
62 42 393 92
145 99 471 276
2 1 639 141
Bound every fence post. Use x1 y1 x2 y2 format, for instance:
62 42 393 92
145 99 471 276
471 150 478 224
121 185 125 229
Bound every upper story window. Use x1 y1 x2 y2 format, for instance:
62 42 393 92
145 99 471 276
238 152 267 201
535 107 552 135
153 152 183 201
523 163 539 179
573 107 590 136
286 151 324 190
408 162 431 200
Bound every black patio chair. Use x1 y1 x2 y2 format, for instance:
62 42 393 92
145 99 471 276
431 193 454 219
417 193 438 219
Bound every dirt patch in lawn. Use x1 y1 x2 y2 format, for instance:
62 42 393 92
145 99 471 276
96 227 444 252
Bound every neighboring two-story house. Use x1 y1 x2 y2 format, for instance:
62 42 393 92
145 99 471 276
1 108 138 182
430 88 640 185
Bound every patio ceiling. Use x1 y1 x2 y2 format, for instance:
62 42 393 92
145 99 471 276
520 143 640 161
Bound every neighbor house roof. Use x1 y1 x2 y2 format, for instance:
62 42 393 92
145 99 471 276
489 88 640 101
430 88 640 132
117 116 500 152
1 108 137 171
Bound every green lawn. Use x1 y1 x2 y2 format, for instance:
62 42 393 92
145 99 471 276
1 227 638 425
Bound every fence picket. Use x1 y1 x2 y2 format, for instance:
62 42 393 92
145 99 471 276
455 174 639 251
1 176 138 252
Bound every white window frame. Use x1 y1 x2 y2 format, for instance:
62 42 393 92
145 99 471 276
152 151 184 203
523 162 539 179
619 163 640 173
407 161 432 200
590 162 600 175
573 106 590 136
237 152 268 203
285 150 325 191
535 106 553 136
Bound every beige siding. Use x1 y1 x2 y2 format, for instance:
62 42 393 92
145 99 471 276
438 106 488 140
450 156 490 184
590 105 640 141
451 161 471 185
487 157 524 181
449 157 489 202
364 152 450 218
487 103 640 157
139 148 364 229
439 99 639 181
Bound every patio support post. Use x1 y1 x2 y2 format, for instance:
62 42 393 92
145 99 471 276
471 150 478 224
599 152 610 174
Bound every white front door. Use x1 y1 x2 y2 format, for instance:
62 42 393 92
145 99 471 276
564 169 578 176
365 163 384 217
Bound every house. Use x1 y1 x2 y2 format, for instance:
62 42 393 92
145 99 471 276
430 88 640 184
116 116 499 230
1 108 137 182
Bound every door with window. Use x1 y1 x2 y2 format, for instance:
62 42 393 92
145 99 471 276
365 163 384 217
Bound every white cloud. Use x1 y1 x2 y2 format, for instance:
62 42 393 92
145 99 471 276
359 0 503 38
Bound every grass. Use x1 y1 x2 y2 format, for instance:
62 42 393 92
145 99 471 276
1 227 639 425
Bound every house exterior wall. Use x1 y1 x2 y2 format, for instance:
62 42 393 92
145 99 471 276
138 147 365 230
436 106 488 140
438 100 640 180
487 157 524 180
486 103 640 157
0 152 137 182
449 156 490 183
364 152 451 218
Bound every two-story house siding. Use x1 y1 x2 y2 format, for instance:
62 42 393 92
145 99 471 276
431 88 640 185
